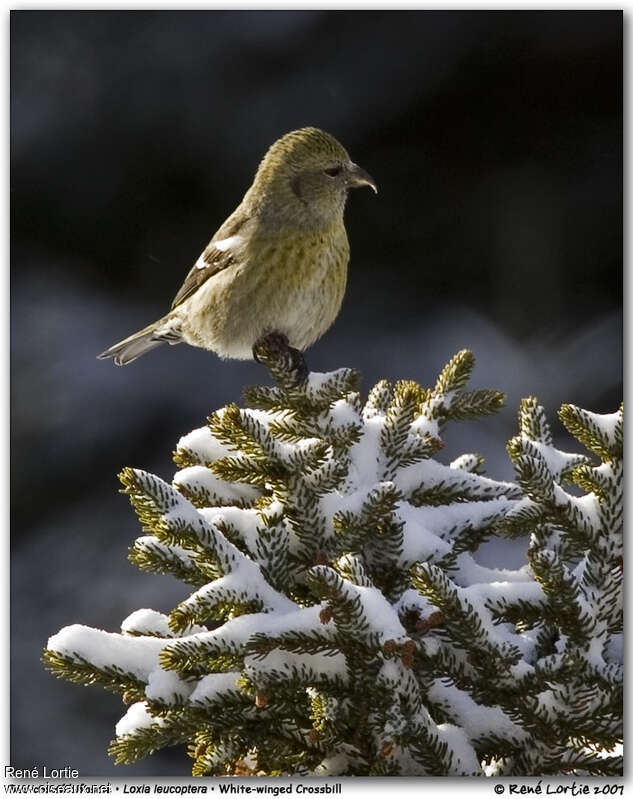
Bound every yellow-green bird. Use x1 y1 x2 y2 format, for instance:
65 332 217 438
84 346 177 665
98 127 377 377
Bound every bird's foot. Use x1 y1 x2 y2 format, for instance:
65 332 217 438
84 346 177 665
253 331 290 362
253 332 308 388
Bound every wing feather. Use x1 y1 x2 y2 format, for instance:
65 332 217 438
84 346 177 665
170 209 250 310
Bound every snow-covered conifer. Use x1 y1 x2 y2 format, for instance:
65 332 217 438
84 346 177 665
43 344 622 776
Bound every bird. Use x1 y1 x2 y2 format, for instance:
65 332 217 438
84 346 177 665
98 127 377 379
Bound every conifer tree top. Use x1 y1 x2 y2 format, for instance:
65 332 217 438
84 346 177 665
43 346 622 777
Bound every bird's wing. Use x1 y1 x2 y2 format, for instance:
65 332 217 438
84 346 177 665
170 210 250 310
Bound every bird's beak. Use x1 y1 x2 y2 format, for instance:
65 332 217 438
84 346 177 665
346 162 378 194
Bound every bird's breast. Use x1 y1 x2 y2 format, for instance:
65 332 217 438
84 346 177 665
254 227 350 350
181 224 350 358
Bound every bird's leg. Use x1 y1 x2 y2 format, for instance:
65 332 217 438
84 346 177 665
252 331 309 387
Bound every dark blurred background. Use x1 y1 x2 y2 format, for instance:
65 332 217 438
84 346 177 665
10 10 622 776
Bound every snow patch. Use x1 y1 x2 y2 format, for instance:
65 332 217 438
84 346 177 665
189 672 242 705
115 702 165 737
47 624 165 681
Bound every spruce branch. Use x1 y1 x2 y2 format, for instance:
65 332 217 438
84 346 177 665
44 352 622 776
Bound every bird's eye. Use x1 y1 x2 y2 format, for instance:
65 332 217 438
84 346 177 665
324 166 342 177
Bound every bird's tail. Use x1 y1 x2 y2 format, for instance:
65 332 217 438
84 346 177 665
98 317 183 366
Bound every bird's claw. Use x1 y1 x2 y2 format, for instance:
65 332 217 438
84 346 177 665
253 332 290 363
252 332 308 387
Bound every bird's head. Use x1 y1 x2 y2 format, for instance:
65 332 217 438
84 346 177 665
250 127 377 229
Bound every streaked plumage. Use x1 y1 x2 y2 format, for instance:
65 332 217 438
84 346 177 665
98 127 376 367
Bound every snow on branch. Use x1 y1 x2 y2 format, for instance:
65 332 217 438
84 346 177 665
43 348 623 777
